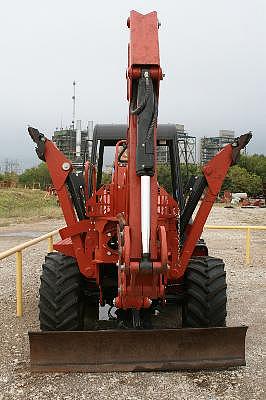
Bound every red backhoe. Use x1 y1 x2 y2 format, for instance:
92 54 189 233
28 11 251 372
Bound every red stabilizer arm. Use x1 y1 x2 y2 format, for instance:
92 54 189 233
178 132 252 278
28 127 93 277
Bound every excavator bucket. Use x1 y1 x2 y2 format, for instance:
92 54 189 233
29 326 247 372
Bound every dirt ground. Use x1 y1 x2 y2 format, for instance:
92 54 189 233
0 206 265 399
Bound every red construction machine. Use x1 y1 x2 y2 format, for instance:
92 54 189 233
28 11 251 372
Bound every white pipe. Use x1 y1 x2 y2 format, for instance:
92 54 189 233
141 175 151 255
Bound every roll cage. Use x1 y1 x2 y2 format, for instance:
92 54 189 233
90 124 184 209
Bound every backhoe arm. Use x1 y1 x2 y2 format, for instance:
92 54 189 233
179 131 252 277
28 127 93 277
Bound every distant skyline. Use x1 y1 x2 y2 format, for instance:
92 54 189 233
1 0 265 170
0 126 256 173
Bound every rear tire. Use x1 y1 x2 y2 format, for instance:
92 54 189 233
39 252 84 331
183 256 227 327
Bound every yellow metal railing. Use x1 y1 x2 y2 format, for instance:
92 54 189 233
0 225 265 318
0 229 59 317
205 225 266 266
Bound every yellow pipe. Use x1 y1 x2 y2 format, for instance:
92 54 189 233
204 225 266 267
16 251 23 317
0 225 264 319
205 225 266 230
47 236 53 253
245 228 251 266
0 228 60 260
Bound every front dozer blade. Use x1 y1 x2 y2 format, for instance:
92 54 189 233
29 326 247 372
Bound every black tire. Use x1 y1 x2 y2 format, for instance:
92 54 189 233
39 252 84 331
183 256 227 327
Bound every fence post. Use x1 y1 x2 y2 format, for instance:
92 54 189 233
16 251 23 317
245 227 251 266
47 236 53 253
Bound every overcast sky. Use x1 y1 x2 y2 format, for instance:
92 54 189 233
1 0 265 169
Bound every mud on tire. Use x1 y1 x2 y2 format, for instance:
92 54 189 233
39 252 84 331
183 256 227 327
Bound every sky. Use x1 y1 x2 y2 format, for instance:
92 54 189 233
1 0 266 170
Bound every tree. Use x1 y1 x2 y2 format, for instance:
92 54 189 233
157 164 172 193
19 163 51 189
157 162 263 197
102 171 112 184
157 163 202 194
222 165 262 196
238 154 266 183
0 172 19 184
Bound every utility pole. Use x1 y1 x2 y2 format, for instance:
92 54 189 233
72 80 76 131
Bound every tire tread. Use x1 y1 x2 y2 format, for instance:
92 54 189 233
39 252 83 331
183 256 227 327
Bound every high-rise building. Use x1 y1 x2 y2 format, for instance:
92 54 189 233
52 121 93 169
157 124 196 165
200 130 235 165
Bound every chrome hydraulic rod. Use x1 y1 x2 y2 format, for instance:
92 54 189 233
141 175 151 255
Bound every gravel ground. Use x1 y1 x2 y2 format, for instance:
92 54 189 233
0 207 265 399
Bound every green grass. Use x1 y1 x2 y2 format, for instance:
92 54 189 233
0 188 62 224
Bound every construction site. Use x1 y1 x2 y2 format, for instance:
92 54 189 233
0 3 265 400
